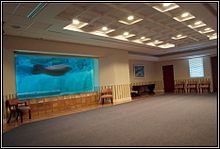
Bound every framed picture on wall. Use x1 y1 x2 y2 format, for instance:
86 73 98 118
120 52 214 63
134 65 144 78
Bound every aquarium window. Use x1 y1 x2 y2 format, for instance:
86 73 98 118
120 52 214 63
15 53 99 99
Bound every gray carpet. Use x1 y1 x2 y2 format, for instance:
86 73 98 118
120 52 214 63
3 94 218 147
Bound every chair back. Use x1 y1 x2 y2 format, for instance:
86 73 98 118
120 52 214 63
6 99 19 111
101 88 112 95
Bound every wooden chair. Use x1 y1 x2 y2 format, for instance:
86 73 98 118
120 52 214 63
199 80 210 93
6 99 31 123
175 81 185 93
100 88 113 105
186 80 198 93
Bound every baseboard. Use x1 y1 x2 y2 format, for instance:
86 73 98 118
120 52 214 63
113 97 132 105
155 90 164 93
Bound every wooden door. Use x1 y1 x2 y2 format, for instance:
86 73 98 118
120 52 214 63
162 65 175 93
211 56 217 92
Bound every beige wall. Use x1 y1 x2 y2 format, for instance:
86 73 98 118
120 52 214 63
155 56 212 92
154 56 212 81
3 48 16 95
129 60 156 83
3 35 215 98
3 35 131 103
129 56 213 92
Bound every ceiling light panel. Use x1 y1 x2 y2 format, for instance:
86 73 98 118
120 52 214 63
152 3 180 12
171 34 187 40
146 40 164 47
188 20 206 29
90 26 115 37
173 12 195 22
198 27 215 34
113 32 136 41
158 43 175 48
132 37 151 44
207 33 217 40
91 26 115 36
63 19 88 32
118 15 143 25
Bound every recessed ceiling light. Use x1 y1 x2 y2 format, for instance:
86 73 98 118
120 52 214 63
146 42 157 47
198 28 214 34
171 34 187 40
72 19 80 25
119 15 143 25
163 3 172 7
64 20 88 31
154 40 163 44
194 21 202 25
140 36 146 40
204 28 211 31
207 33 217 40
188 21 206 29
181 12 189 18
102 26 108 31
150 40 163 45
152 3 179 12
158 43 175 48
123 32 129 36
127 16 134 21
173 12 195 22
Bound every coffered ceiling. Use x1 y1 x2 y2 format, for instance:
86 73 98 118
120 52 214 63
2 2 218 56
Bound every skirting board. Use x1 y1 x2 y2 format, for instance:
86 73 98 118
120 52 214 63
113 97 132 105
155 90 164 93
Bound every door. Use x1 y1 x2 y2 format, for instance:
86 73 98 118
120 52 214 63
211 56 217 92
162 65 175 93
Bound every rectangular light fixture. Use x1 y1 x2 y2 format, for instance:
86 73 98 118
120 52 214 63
207 33 217 40
146 42 157 47
63 24 87 32
90 31 109 37
63 19 88 32
171 34 187 40
158 43 175 48
118 18 143 25
188 21 206 29
114 33 136 40
132 39 144 44
27 3 47 19
198 28 215 34
152 3 180 12
146 40 163 47
173 12 195 22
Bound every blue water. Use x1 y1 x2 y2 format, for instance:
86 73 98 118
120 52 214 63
15 54 99 100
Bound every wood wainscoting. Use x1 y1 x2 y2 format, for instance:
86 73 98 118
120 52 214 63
3 92 99 122
3 83 132 125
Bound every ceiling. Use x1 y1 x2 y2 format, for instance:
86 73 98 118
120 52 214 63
2 2 218 56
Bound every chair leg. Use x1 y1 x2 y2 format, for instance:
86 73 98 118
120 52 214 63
20 112 23 123
29 110 31 119
7 113 12 123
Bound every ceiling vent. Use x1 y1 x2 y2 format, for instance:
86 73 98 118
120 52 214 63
27 3 47 19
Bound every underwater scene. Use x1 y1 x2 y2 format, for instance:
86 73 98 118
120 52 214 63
15 54 99 100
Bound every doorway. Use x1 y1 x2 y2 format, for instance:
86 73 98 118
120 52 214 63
211 56 217 92
162 65 175 93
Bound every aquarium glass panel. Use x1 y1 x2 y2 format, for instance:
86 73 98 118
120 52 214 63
15 53 99 99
